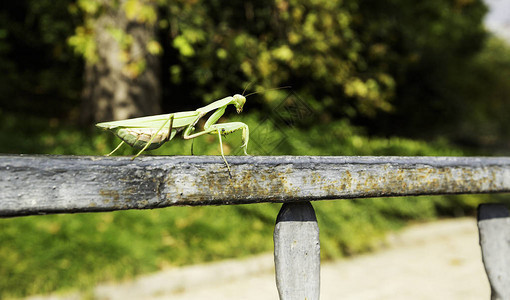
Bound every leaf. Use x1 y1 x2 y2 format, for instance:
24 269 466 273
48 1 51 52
147 40 162 55
172 36 195 57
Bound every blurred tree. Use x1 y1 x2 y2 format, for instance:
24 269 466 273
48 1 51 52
69 0 162 122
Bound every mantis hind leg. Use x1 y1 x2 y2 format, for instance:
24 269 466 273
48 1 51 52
131 114 174 160
107 141 125 156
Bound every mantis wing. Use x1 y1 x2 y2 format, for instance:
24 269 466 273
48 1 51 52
96 111 199 129
96 111 201 150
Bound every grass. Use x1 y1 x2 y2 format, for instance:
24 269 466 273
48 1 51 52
0 109 506 298
0 205 278 297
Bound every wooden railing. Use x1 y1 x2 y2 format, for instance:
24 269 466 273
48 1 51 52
1 155 509 299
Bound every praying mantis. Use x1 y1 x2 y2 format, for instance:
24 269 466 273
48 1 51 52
96 92 251 175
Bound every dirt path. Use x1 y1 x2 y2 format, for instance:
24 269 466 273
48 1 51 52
29 218 491 300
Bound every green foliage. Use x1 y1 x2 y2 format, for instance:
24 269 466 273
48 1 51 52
448 37 510 149
158 0 488 122
0 205 278 298
371 35 510 148
160 0 396 116
363 0 491 137
2 0 503 144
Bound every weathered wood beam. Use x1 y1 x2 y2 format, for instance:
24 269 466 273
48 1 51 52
1 155 510 217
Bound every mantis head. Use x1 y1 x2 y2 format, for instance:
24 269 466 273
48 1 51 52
232 94 246 113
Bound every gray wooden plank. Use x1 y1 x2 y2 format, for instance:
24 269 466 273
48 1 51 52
478 204 510 300
274 202 320 300
1 155 510 216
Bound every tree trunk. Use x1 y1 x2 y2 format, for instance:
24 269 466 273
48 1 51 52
81 1 161 124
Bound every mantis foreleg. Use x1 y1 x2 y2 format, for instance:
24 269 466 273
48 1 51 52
217 131 231 177
183 121 249 175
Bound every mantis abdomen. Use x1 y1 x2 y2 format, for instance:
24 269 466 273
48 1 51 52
113 127 182 150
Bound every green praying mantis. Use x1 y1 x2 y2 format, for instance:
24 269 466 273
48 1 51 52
96 87 288 175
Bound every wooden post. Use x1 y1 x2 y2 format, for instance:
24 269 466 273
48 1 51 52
274 202 320 300
477 203 510 300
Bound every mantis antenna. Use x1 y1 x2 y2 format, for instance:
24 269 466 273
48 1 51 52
244 86 292 98
242 82 254 96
